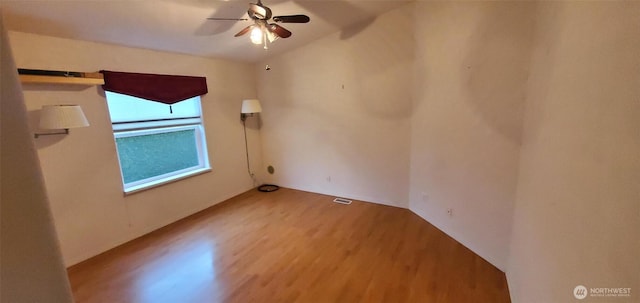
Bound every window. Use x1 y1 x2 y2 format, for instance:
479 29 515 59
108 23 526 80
105 91 210 193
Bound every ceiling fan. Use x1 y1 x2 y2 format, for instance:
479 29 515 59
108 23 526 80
207 0 310 49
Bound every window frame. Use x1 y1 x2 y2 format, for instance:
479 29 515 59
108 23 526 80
105 93 211 194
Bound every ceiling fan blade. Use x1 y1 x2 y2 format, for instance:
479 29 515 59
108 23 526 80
268 24 292 38
234 25 253 37
273 15 310 23
207 17 249 21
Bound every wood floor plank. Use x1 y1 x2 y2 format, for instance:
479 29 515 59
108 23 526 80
67 188 511 303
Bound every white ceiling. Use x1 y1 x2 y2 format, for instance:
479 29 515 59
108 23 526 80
1 0 411 63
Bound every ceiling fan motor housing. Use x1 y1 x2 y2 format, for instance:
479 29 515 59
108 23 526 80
248 3 272 20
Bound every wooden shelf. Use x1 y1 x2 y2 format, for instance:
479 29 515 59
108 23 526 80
18 70 104 85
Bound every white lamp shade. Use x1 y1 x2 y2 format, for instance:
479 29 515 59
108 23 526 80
241 99 262 114
39 105 90 130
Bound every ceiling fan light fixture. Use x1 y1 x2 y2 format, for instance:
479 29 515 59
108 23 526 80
250 26 263 44
266 29 278 43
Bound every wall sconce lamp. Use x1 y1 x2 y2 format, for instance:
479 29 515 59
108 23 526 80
240 99 262 121
34 105 90 138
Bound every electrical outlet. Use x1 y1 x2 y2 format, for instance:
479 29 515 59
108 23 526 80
447 208 453 216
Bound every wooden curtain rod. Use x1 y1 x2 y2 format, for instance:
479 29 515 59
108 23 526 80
17 68 104 85
18 68 103 79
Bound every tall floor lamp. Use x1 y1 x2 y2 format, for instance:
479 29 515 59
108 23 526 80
240 99 280 192
240 99 262 178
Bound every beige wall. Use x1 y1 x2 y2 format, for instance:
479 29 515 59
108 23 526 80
409 2 535 270
257 2 532 270
507 2 640 302
1 17 73 302
8 31 260 266
256 5 414 207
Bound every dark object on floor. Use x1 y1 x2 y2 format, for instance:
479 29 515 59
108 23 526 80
258 184 280 192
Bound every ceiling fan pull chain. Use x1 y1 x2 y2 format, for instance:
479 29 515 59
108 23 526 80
263 31 268 50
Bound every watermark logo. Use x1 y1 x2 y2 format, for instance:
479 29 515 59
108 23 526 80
574 285 588 300
574 285 632 300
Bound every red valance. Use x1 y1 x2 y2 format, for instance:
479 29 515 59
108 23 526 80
100 70 208 104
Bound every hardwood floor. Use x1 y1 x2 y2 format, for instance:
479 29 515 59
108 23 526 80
67 188 511 302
